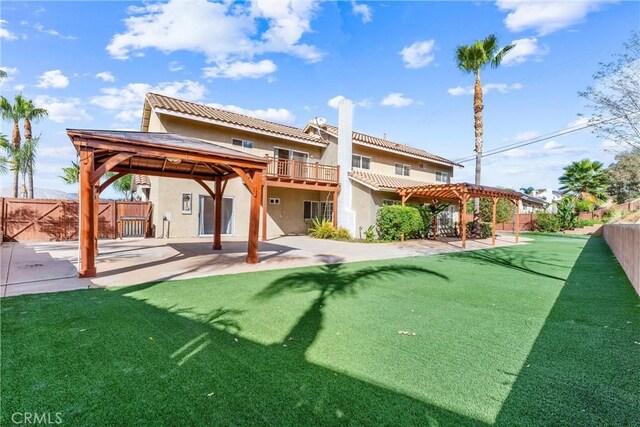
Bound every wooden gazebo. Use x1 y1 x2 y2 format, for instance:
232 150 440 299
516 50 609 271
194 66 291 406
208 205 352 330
67 129 269 278
398 183 522 248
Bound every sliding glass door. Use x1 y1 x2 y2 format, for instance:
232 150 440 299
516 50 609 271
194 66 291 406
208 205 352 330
199 195 234 236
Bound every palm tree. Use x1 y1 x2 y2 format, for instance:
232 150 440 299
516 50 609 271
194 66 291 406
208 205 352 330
455 34 514 233
559 159 609 204
21 99 48 198
0 94 27 197
15 137 39 198
59 161 80 184
0 69 7 80
519 187 534 195
0 133 11 175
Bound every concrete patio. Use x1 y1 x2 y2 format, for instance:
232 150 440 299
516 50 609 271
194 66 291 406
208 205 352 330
1 234 528 297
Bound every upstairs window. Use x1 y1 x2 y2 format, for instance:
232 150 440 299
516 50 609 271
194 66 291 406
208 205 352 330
436 171 449 182
395 163 411 176
232 138 254 149
352 154 371 170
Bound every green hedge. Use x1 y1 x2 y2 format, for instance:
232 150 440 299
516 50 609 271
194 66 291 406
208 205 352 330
466 221 493 239
377 205 434 241
534 213 561 232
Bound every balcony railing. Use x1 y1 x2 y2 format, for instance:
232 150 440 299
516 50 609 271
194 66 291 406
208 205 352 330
265 156 339 184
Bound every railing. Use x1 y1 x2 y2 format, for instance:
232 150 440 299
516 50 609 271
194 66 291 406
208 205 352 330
265 156 339 184
119 217 147 238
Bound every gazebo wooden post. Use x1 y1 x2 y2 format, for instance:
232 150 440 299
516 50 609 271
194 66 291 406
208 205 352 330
79 148 97 278
460 194 468 249
514 199 520 244
246 170 263 264
431 199 438 241
213 176 222 250
94 185 100 256
491 197 498 245
261 180 268 241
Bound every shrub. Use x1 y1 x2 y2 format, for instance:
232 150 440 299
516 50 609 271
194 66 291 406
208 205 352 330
556 197 578 230
466 221 492 239
376 205 423 241
333 227 352 241
466 198 514 223
308 218 336 239
534 213 561 232
364 225 375 242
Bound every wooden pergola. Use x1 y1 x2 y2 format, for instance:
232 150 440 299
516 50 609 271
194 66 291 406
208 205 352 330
67 129 269 278
398 183 522 249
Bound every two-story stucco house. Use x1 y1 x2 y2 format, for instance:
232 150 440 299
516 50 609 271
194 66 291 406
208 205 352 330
137 93 461 240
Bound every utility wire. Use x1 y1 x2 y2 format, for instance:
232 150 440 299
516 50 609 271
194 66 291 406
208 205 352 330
453 115 630 164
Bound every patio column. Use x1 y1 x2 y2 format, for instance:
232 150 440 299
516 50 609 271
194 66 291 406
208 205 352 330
246 170 263 264
460 194 468 249
214 176 222 250
491 197 498 245
79 148 97 277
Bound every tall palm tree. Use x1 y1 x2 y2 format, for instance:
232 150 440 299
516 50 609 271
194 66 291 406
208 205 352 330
455 34 514 233
21 99 48 198
0 133 10 175
559 159 609 203
59 162 133 200
15 137 39 198
0 94 27 197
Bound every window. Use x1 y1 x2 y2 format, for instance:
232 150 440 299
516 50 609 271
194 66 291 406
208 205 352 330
181 192 192 214
269 198 280 205
395 163 411 176
382 199 401 206
232 138 254 149
352 154 371 170
304 201 333 221
436 171 449 182
419 163 426 170
320 201 333 221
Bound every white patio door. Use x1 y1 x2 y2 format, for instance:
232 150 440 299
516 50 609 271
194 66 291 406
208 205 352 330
199 195 234 236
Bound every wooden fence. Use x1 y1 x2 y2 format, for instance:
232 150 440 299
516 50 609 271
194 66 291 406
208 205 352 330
0 198 153 242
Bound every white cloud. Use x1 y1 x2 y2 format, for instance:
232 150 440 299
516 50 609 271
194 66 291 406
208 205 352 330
380 92 415 108
36 70 69 89
514 130 540 142
202 59 277 79
95 71 115 83
13 84 26 91
33 95 93 123
33 23 76 40
352 1 373 23
568 117 590 128
447 82 523 96
90 80 206 122
208 103 295 123
502 37 549 66
399 40 436 69
107 0 322 78
0 20 17 41
496 0 613 35
168 61 184 72
327 95 372 109
39 145 77 159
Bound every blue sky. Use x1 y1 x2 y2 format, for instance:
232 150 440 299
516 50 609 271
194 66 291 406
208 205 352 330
1 0 638 198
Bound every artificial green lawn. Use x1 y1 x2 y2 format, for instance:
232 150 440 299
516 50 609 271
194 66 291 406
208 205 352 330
1 234 639 425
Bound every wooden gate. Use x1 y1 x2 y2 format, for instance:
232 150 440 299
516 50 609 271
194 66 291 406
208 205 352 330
0 198 152 242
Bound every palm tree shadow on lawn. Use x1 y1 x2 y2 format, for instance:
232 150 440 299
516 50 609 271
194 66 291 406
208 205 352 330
255 256 449 356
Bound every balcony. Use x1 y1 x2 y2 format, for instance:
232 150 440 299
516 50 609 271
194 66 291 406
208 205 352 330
265 156 340 187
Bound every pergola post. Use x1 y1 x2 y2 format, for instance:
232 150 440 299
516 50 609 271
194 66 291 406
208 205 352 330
246 170 263 264
431 199 438 241
79 148 97 278
214 177 222 250
261 180 268 241
460 194 468 249
491 197 498 245
515 199 520 244
94 185 99 256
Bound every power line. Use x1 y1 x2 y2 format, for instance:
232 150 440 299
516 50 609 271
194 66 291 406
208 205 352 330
453 116 628 164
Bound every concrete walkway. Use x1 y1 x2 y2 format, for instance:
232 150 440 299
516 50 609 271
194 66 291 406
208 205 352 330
1 234 528 297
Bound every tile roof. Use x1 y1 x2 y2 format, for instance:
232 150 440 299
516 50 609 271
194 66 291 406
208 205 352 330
145 93 324 145
320 124 461 167
133 174 150 187
349 170 433 191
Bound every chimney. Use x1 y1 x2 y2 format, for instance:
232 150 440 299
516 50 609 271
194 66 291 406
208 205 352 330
337 98 356 236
